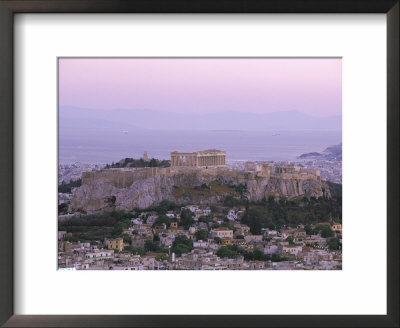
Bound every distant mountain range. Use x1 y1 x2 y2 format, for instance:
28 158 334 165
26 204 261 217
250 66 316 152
298 143 342 160
59 106 341 132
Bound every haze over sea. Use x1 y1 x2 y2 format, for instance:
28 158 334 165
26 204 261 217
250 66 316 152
59 59 342 164
59 129 341 164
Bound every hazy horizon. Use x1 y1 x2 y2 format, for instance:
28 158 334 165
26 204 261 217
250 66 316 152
59 106 341 118
59 58 342 164
59 58 342 118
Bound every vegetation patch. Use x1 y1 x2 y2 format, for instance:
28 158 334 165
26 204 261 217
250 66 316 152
172 180 236 200
58 178 82 193
105 158 170 169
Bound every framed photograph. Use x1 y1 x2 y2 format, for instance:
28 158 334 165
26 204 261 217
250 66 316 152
0 0 398 327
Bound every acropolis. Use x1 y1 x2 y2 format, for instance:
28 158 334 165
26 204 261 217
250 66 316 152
170 149 226 168
80 150 323 190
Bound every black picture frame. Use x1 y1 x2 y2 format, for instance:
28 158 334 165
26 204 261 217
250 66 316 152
0 1 398 327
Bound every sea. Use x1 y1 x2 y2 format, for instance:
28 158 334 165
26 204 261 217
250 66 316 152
58 129 342 164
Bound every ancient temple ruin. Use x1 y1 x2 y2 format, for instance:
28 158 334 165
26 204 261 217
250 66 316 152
170 149 226 168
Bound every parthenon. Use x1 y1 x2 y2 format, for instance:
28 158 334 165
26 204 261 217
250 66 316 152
171 149 226 168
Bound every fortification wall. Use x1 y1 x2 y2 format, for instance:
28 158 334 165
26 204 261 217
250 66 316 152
82 167 171 188
81 166 321 190
270 172 321 181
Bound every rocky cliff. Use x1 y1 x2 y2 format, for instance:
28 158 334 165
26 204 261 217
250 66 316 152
69 170 331 214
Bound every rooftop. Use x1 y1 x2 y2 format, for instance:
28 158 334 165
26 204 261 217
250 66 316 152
213 227 232 231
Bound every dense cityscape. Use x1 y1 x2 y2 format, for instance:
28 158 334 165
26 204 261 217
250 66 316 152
58 148 342 270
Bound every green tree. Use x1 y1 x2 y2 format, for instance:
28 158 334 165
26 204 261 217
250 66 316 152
58 203 68 214
235 184 248 199
58 178 82 193
195 229 208 241
271 253 288 262
252 248 267 261
155 200 178 215
216 246 239 259
328 237 340 250
314 225 333 238
122 233 131 244
241 207 269 234
221 222 234 230
171 235 193 256
304 224 313 235
223 195 240 207
198 216 212 224
214 237 222 244
180 209 195 229
112 218 132 236
144 240 159 252
210 205 219 213
149 158 158 167
64 235 79 242
155 254 169 261
285 236 294 245
268 223 277 230
124 246 146 256
152 215 171 228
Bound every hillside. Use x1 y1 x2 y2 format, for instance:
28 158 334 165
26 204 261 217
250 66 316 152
69 169 332 214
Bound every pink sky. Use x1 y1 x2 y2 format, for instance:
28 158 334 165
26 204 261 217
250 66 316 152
59 58 342 117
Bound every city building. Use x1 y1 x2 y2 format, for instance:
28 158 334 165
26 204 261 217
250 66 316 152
170 149 226 168
106 238 124 251
332 222 342 233
210 227 233 239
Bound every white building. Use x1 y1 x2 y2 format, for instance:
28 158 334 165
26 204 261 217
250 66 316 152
264 245 279 254
193 240 209 248
244 235 263 243
227 209 238 221
281 245 303 256
210 227 233 239
85 249 114 259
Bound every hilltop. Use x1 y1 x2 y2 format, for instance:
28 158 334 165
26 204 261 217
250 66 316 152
69 167 331 214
